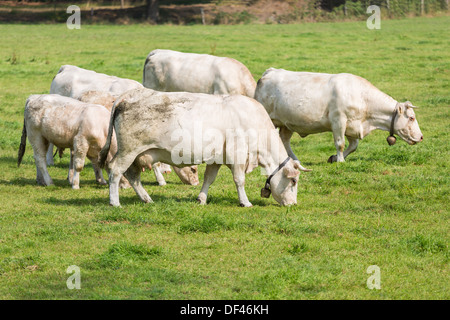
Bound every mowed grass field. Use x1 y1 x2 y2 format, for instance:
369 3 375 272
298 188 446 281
0 16 449 300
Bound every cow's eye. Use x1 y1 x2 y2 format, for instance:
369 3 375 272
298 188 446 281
292 178 297 186
191 168 197 173
409 116 415 122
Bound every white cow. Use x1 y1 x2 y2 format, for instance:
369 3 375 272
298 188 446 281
18 94 119 189
143 49 257 97
47 65 143 166
99 88 310 207
50 65 143 101
78 90 199 186
254 68 424 163
48 65 197 186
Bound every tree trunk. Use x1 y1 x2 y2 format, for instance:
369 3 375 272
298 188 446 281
147 0 159 23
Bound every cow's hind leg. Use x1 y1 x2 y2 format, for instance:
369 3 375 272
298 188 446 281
71 136 89 189
197 164 221 205
30 136 53 186
108 152 141 207
343 137 359 160
279 126 300 163
46 143 55 166
153 163 167 186
123 162 153 204
67 150 74 182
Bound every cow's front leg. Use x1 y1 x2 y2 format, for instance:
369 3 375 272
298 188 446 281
123 162 153 204
230 164 252 207
46 143 55 166
197 164 221 205
329 121 347 163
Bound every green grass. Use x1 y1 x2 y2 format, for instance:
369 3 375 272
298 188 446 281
0 17 449 299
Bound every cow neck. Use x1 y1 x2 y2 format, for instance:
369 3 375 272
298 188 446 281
366 92 399 133
261 152 290 182
264 157 291 188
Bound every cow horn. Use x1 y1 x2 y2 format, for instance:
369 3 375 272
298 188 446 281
294 161 312 172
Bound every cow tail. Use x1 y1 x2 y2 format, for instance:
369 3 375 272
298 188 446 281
17 119 27 167
99 101 120 169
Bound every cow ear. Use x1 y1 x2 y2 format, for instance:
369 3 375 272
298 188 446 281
398 104 404 114
283 166 299 179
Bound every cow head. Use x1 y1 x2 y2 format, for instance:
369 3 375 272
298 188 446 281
173 165 199 186
265 159 300 206
392 101 423 145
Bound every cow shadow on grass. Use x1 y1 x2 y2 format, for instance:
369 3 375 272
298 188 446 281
41 191 272 208
2 176 111 188
42 193 196 207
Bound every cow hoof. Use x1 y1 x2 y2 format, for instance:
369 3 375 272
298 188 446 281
72 185 80 190
327 155 337 163
240 202 253 208
196 197 207 205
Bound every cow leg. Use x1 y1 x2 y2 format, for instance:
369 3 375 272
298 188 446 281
343 137 359 160
329 121 347 163
279 126 300 163
230 164 252 207
30 136 53 186
159 163 172 174
46 143 54 166
108 152 141 207
197 164 221 205
88 156 107 185
92 162 107 185
67 150 74 182
123 162 153 204
71 137 89 189
153 163 167 186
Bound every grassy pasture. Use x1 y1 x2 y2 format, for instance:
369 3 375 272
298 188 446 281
0 17 449 299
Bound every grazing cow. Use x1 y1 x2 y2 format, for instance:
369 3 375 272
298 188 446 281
17 94 119 189
47 65 143 166
142 49 257 97
254 68 424 163
49 65 197 185
50 65 143 100
78 91 199 186
99 88 310 207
